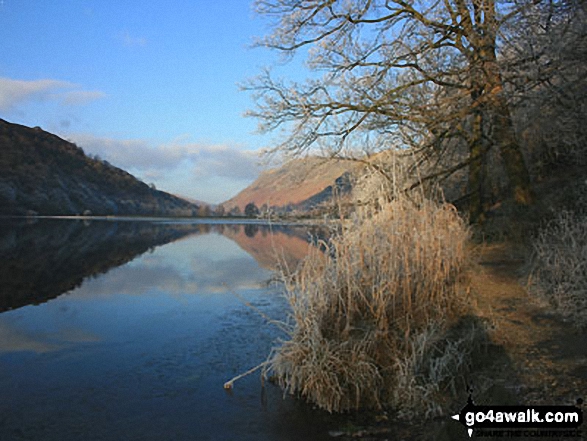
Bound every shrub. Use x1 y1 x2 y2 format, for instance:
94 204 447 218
266 194 471 414
529 210 587 329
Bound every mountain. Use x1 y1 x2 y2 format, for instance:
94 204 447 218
222 156 359 213
0 119 199 216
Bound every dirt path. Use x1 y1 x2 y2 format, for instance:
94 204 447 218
329 242 586 440
469 243 587 407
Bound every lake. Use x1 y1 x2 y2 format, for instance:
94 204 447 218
0 218 340 441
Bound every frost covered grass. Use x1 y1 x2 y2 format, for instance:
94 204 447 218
529 210 587 329
266 193 473 414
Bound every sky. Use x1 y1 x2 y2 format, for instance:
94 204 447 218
0 0 301 204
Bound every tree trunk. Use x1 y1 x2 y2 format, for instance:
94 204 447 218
491 90 534 205
468 91 487 224
485 63 534 206
468 0 534 210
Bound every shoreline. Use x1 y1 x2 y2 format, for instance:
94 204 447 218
0 214 327 227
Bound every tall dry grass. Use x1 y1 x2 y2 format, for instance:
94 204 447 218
529 210 587 329
266 192 471 414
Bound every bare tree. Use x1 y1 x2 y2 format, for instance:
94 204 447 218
245 0 546 222
500 0 587 172
215 204 226 217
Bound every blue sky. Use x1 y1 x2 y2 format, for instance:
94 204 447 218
0 0 299 203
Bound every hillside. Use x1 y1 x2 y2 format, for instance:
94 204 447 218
0 119 199 216
223 156 359 213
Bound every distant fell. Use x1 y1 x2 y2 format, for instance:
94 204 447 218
223 157 359 213
0 119 199 216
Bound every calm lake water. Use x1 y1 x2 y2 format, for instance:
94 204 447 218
0 218 339 441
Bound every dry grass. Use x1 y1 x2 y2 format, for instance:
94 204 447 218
266 193 472 414
392 315 489 417
529 210 587 329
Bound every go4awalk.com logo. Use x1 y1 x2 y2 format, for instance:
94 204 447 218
451 395 583 438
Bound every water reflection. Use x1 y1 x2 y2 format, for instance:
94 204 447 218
0 218 338 441
0 219 314 311
0 322 101 353
0 218 205 312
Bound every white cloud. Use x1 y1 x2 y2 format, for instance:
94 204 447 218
189 144 262 180
0 77 105 111
62 90 107 105
69 134 180 170
70 133 262 178
67 133 264 203
0 78 70 111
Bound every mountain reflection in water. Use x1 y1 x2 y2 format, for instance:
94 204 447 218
0 218 315 312
0 218 338 441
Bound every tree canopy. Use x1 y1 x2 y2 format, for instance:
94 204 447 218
247 0 586 222
245 202 261 217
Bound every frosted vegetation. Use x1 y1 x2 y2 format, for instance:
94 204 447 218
265 164 475 414
233 0 587 417
529 202 587 329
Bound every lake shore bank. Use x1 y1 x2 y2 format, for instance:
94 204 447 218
324 240 586 440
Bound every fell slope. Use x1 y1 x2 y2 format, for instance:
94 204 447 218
0 119 198 216
223 157 358 212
